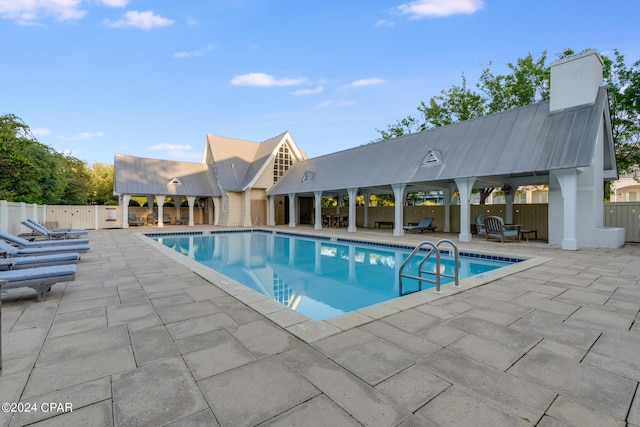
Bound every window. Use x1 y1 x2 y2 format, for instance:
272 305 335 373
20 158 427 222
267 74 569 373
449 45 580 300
274 144 294 183
630 192 637 202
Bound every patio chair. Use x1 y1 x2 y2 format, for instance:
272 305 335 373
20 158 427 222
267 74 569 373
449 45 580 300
128 213 145 226
162 213 172 224
0 239 90 256
483 216 520 242
147 213 158 225
0 253 80 270
175 214 189 225
24 219 88 238
1 231 89 247
475 214 488 238
403 218 437 233
0 264 76 302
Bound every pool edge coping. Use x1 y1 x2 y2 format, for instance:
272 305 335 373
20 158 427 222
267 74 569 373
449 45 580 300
135 230 552 343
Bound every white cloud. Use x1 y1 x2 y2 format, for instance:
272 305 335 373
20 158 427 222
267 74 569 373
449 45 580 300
58 131 105 141
231 73 306 87
376 19 395 28
316 100 356 109
290 86 324 96
397 0 484 19
150 143 199 160
96 0 128 7
105 10 175 29
0 0 86 24
151 143 192 151
31 128 51 137
348 78 385 88
174 44 215 59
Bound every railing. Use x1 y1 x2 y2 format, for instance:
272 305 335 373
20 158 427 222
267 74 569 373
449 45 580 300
399 238 459 296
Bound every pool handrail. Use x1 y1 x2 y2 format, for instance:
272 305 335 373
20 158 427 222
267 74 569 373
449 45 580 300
398 239 459 296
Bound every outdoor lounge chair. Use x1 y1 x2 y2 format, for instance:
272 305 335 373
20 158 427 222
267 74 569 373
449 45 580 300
403 218 437 233
174 213 189 225
483 216 520 242
162 213 172 224
1 231 89 247
128 213 145 226
475 214 488 238
0 253 80 270
147 213 158 225
0 264 76 302
22 219 88 239
0 239 90 256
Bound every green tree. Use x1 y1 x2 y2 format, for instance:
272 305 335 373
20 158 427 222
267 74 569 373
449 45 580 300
58 155 92 205
375 49 640 202
89 162 118 205
602 49 640 174
0 114 66 203
0 114 102 205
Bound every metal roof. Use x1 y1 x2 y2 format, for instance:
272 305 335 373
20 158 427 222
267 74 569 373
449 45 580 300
113 154 221 197
205 131 293 191
268 87 616 196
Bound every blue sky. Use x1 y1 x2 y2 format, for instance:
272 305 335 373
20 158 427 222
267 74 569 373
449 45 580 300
2 0 639 166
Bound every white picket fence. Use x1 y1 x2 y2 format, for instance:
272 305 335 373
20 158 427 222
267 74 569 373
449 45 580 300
0 201 123 236
2 200 639 242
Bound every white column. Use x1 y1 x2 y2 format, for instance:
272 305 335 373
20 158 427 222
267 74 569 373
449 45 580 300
443 186 453 233
1 200 9 232
146 195 154 219
122 194 131 229
314 191 323 230
552 169 578 250
455 177 476 242
173 197 181 224
363 192 370 228
156 194 165 228
243 190 252 227
268 196 276 226
505 187 516 225
391 183 407 236
213 197 220 225
187 196 196 227
347 187 358 233
288 193 296 228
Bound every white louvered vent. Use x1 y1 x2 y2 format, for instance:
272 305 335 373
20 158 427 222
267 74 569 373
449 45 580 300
422 149 442 165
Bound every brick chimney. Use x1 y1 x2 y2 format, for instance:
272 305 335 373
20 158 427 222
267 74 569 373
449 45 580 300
549 49 603 112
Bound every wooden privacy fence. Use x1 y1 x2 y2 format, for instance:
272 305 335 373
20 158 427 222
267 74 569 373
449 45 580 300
2 200 639 242
604 202 640 242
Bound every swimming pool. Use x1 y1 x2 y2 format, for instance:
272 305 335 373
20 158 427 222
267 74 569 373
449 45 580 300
150 230 522 321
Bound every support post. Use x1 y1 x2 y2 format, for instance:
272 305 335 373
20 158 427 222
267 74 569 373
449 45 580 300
314 191 323 230
455 177 476 242
391 183 407 236
347 187 358 232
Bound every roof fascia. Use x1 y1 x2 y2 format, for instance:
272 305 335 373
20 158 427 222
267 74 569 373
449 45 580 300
240 132 303 191
599 87 619 180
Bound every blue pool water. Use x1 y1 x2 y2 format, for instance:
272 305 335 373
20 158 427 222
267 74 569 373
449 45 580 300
151 231 520 321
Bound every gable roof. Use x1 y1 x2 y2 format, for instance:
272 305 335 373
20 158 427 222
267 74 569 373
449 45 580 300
113 154 221 197
268 87 616 196
205 131 305 191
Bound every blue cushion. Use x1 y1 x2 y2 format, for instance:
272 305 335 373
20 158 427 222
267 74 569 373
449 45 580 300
0 264 76 282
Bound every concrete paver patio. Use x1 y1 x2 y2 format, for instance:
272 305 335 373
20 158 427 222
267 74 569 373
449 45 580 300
1 226 639 426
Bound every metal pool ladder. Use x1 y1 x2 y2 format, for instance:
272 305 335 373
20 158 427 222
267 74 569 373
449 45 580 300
399 239 460 296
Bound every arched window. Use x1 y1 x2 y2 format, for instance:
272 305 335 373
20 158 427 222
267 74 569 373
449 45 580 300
274 144 293 183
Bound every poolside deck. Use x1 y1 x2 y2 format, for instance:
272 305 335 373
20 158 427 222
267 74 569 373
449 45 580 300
1 225 639 426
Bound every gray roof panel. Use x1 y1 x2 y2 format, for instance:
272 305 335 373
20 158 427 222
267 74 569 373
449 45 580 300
114 154 220 197
268 87 613 196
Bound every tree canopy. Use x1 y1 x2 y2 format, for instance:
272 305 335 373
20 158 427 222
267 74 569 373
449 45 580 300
0 114 118 205
375 48 640 180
